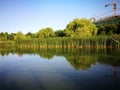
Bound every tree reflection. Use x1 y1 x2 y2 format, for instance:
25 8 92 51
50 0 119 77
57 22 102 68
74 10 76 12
0 47 120 73
98 52 120 79
65 54 97 70
0 47 15 56
38 49 55 60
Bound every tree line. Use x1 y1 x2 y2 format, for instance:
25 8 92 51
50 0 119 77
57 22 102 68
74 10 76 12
0 18 98 41
0 17 120 41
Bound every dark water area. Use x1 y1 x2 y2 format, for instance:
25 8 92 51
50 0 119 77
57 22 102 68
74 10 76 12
0 48 120 90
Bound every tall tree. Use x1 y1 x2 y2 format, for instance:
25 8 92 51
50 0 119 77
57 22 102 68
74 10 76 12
4 32 8 40
14 31 25 40
55 30 65 37
0 32 5 41
37 27 55 38
8 33 15 40
25 32 33 39
65 18 98 37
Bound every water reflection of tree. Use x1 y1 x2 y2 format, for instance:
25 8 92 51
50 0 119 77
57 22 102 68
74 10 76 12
38 49 55 60
1 47 120 74
98 53 120 80
0 48 97 70
15 48 61 59
65 54 97 70
38 49 98 70
0 47 15 56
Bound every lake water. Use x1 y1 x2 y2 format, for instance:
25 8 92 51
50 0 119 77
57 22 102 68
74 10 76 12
0 48 120 90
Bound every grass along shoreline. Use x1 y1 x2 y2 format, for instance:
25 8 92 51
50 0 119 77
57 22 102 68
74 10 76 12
0 36 118 49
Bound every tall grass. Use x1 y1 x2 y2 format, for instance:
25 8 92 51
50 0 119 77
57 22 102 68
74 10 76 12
15 36 120 49
1 36 118 49
0 41 15 48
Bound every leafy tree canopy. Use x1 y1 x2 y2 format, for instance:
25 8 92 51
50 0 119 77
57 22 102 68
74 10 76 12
14 31 25 40
55 30 65 37
65 18 98 37
37 27 55 38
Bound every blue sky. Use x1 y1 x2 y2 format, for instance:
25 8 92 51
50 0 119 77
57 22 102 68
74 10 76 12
0 0 120 34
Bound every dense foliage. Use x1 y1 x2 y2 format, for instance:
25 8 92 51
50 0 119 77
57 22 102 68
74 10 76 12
37 27 55 38
65 18 98 37
95 15 120 35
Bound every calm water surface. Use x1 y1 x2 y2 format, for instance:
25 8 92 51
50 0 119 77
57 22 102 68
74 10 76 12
0 49 120 90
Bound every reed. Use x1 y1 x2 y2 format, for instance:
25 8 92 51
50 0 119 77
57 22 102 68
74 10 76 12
15 35 120 49
0 41 15 48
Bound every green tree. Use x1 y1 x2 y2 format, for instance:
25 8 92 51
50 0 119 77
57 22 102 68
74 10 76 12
65 18 98 37
4 32 8 40
37 27 55 38
14 31 25 40
55 30 65 37
25 32 33 39
97 24 118 35
0 32 9 41
0 32 5 41
8 33 15 40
